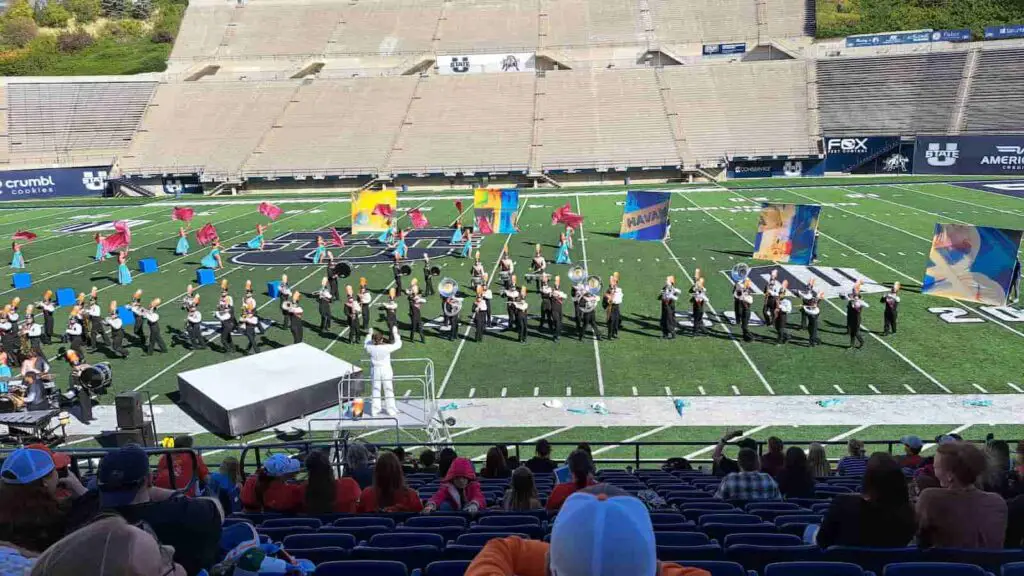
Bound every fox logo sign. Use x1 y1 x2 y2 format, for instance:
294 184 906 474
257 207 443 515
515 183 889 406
826 138 869 153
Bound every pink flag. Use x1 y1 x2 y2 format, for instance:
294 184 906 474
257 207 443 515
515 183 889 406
551 202 571 225
12 230 36 241
197 223 219 246
476 216 493 235
455 200 464 214
409 208 429 229
371 204 394 218
330 227 345 247
561 213 584 229
102 232 129 253
172 207 194 222
258 202 283 221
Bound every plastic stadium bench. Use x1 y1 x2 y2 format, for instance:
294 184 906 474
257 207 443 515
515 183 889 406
424 560 472 576
725 544 822 572
351 545 442 570
283 533 357 550
284 547 349 565
763 561 871 576
679 560 754 576
316 560 408 576
882 563 988 576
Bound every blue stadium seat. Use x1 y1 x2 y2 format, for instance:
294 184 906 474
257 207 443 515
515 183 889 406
650 512 688 524
424 560 471 576
924 548 1024 572
682 502 737 512
351 545 441 571
681 560 756 576
370 532 445 549
456 533 529 547
477 514 541 527
786 499 831 508
1003 562 1024 576
724 533 803 547
477 509 549 523
316 560 408 576
468 524 544 540
655 531 712 546
746 503 807 512
810 503 832 513
443 544 484 561
262 517 322 529
335 517 397 529
703 523 778 543
319 525 393 542
656 544 726 562
406 516 468 529
258 527 308 542
824 546 924 575
764 561 869 576
700 514 766 526
283 533 357 550
284 547 349 565
774 515 823 528
393 526 465 542
653 521 698 531
223 518 254 528
883 563 988 576
753 509 813 523
726 544 822 572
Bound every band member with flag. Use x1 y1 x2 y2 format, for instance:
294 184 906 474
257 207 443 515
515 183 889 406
392 253 404 293
407 279 426 343
460 228 473 259
289 292 304 344
555 233 571 265
1011 258 1021 304
186 296 205 350
882 282 901 336
312 236 327 265
443 292 461 341
502 276 520 331
660 275 680 339
775 283 792 345
499 248 515 292
804 289 823 347
246 224 267 250
41 290 56 345
278 274 292 329
317 277 333 331
200 241 223 269
130 289 146 347
10 242 24 269
565 226 574 250
175 226 190 256
550 276 566 341
87 288 110 351
95 232 108 261
345 285 361 344
144 298 167 355
104 302 127 358
797 278 817 331
23 305 43 358
450 222 463 245
531 244 547 292
242 301 260 355
514 286 529 343
358 278 371 332
846 282 868 349
762 269 781 322
579 290 600 341
216 282 236 354
365 325 402 417
117 250 132 285
423 255 436 297
604 272 622 340
472 285 487 342
380 287 399 333
539 274 553 332
689 276 708 337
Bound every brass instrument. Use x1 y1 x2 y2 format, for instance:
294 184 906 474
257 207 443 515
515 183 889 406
444 296 464 316
438 277 459 299
567 265 586 285
429 265 441 276
332 261 352 278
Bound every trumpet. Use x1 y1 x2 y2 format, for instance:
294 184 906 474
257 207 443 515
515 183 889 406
660 285 681 302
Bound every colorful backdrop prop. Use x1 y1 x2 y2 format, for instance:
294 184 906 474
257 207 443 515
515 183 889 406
922 223 1023 305
618 191 671 241
751 203 822 265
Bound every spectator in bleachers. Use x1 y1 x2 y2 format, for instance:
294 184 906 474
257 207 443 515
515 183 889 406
714 448 781 501
466 485 711 576
1006 494 1024 548
808 442 832 477
481 446 511 479
913 434 960 491
357 452 423 513
982 440 1022 498
525 439 558 476
31 515 187 576
438 447 458 478
761 436 785 478
208 456 242 513
154 436 210 496
776 446 816 498
576 442 592 456
419 448 439 475
1015 441 1024 477
302 450 360 514
917 441 1008 549
423 457 485 513
97 445 223 576
837 439 868 476
898 435 924 470
241 453 304 514
0 447 87 553
547 450 596 512
498 444 519 469
816 453 916 548
392 447 415 474
712 430 757 477
344 442 374 489
503 466 541 511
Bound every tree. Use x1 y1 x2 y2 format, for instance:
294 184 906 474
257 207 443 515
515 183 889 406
100 0 127 18
3 0 35 21
37 2 71 27
2 17 37 48
129 0 151 19
65 0 101 23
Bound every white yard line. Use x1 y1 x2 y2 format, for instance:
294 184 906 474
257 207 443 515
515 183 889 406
920 424 973 453
574 194 604 396
470 425 574 461
684 424 771 460
592 425 673 455
827 424 872 442
890 184 1024 217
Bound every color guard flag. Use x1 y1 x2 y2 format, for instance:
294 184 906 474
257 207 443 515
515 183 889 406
751 204 821 265
455 200 464 215
102 221 131 252
197 223 219 246
330 227 344 247
473 188 519 234
12 230 36 241
619 190 671 241
352 189 397 233
171 207 194 222
371 203 394 218
258 202 283 221
552 202 584 229
409 208 429 229
476 215 493 235
922 223 1023 305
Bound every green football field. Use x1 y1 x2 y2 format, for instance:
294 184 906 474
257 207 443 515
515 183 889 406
3 177 1022 454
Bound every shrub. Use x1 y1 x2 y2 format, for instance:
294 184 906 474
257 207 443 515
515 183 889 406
102 17 145 42
150 2 182 42
3 0 35 21
37 2 71 28
2 17 38 48
65 0 101 23
57 28 93 52
129 0 151 20
100 0 127 18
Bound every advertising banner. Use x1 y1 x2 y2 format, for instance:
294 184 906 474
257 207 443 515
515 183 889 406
702 43 747 56
846 30 933 48
922 223 1023 306
619 191 671 241
438 53 535 75
727 158 825 179
0 166 109 201
913 135 1024 175
824 136 913 174
984 25 1024 40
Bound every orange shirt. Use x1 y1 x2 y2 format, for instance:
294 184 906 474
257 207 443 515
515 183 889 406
465 536 710 576
154 452 210 496
241 475 304 513
545 479 597 511
357 486 424 513
298 478 362 514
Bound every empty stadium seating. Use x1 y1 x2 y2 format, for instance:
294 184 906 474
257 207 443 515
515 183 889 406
963 48 1024 134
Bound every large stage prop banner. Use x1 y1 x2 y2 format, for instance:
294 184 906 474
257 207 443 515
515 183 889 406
752 204 822 265
619 191 671 241
922 223 1023 306
351 189 398 233
473 188 519 234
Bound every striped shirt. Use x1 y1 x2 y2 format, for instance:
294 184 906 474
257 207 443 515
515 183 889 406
837 456 868 477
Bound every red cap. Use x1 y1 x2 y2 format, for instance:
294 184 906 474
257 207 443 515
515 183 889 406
26 443 70 469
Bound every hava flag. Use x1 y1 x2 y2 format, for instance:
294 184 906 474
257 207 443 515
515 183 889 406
619 191 671 241
473 188 519 235
258 202 283 221
751 204 821 265
352 189 397 233
197 223 219 246
922 223 1023 305
409 208 429 229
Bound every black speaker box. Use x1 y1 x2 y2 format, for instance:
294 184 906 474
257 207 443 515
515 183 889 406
115 392 144 429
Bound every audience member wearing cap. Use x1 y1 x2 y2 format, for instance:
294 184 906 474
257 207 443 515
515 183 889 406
301 450 360 514
837 439 869 477
358 452 423 513
0 447 87 553
31 515 186 576
711 430 757 477
154 435 211 497
546 450 596 512
816 453 916 548
466 484 710 576
423 457 485 513
898 435 924 470
913 434 961 491
93 445 223 575
26 443 74 500
241 453 304 514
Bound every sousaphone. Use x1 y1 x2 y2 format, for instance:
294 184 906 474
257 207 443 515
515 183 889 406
332 261 352 279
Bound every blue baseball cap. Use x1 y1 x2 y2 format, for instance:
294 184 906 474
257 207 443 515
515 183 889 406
550 491 657 576
1 448 55 485
98 444 151 507
263 454 300 477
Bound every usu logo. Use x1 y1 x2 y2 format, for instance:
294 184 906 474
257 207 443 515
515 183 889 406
925 142 959 167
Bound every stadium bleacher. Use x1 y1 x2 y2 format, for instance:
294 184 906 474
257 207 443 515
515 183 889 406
962 47 1024 134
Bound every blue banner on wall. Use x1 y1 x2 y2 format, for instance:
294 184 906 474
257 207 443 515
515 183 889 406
846 30 933 48
727 159 825 179
162 176 203 195
914 135 1024 175
932 29 972 42
824 136 913 174
0 166 109 201
984 25 1024 39
703 43 747 56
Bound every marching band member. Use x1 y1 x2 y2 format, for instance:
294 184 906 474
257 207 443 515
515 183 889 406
87 288 110 351
317 277 333 331
175 226 190 256
797 278 817 331
762 269 781 323
881 282 901 336
550 276 566 341
689 276 708 337
846 281 868 349
422 255 436 297
186 295 205 349
443 292 461 341
66 306 86 359
365 324 402 417
289 292 304 344
460 228 473 259
101 301 125 358
278 274 292 329
10 242 24 269
393 229 408 260
775 281 792 345
358 278 372 333
242 301 259 354
572 275 586 336
23 304 43 358
392 253 404 293
0 307 15 361
604 272 622 340
130 289 146 347
502 275 520 331
95 232 108 261
41 290 56 345
514 286 529 343
145 298 167 355
663 216 671 242
381 287 399 333
659 275 680 339
326 254 340 300
481 273 494 327
531 244 547 292
181 284 198 332
345 285 361 344
312 236 327 265
499 248 514 292
246 223 267 250
200 241 223 270
74 293 89 348
579 289 600 341
217 281 236 354
407 279 426 343
804 289 823 347
555 232 571 265
117 250 132 285
539 274 553 332
472 285 487 342
471 252 486 288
